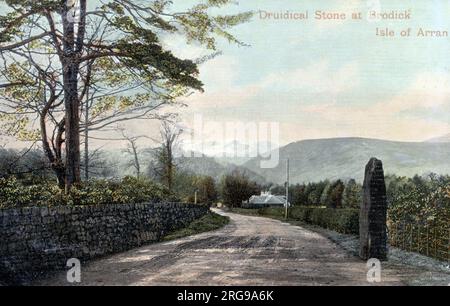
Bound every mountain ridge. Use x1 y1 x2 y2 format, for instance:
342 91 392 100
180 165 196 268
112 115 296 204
241 137 450 184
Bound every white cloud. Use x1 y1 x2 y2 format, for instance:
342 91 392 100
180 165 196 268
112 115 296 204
184 58 360 113
181 55 260 109
260 60 359 95
373 72 450 113
294 72 450 142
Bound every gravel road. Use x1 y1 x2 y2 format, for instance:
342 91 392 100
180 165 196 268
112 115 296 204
37 209 449 286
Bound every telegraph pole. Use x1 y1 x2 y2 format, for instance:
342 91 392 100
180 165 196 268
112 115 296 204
285 158 289 219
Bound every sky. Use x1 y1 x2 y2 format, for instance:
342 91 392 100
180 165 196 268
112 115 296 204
1 0 450 151
159 0 450 149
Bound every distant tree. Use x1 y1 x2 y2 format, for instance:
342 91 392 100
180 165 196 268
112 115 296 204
171 170 197 201
193 176 218 205
342 179 362 208
220 170 260 208
270 185 285 195
81 148 118 179
290 184 307 206
119 128 151 179
148 122 182 191
328 180 345 208
385 174 408 206
0 147 53 183
308 180 328 206
305 184 316 205
320 182 332 206
302 183 313 205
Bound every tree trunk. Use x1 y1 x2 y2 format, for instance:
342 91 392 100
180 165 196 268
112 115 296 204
63 61 81 192
62 3 83 192
40 89 66 189
53 163 66 189
84 88 89 181
133 148 140 179
167 145 173 191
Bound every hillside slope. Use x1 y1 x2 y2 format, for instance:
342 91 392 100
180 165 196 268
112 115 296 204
242 137 450 184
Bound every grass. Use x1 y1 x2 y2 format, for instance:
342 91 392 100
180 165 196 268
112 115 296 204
230 207 337 233
230 207 288 218
228 207 261 216
163 212 230 241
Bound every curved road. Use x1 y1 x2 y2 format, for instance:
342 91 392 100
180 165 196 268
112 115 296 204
38 209 447 286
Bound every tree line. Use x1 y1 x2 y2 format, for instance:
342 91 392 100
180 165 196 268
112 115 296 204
1 141 448 215
270 179 362 208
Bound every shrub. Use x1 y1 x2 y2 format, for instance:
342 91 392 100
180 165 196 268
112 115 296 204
386 174 449 261
246 206 359 235
303 207 359 234
258 207 285 218
342 179 362 208
220 170 261 208
0 176 174 208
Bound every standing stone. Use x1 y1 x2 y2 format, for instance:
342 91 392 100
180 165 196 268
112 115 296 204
359 158 387 260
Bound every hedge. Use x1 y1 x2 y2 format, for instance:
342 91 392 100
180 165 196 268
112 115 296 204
0 176 175 208
255 206 359 235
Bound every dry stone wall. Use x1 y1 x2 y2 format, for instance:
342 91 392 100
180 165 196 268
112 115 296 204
0 202 208 284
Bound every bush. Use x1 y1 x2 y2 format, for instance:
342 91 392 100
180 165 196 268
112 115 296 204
386 174 449 261
220 170 261 208
0 176 174 208
258 207 285 218
299 207 359 234
185 175 218 205
163 212 229 241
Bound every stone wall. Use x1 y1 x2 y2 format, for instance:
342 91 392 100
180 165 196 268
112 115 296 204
0 202 208 284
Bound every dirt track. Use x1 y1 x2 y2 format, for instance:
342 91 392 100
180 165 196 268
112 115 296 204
37 209 449 286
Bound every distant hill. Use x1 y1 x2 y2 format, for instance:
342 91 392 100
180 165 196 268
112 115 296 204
425 133 450 143
242 137 450 184
202 140 276 166
96 148 267 184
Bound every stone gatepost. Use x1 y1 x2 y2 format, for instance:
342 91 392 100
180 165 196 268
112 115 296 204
359 158 387 261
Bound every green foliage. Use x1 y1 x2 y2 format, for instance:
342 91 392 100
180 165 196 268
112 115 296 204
187 175 218 205
386 174 449 261
0 0 252 191
342 179 362 208
0 148 54 184
278 179 348 207
163 212 229 241
233 173 449 259
237 206 359 235
170 171 218 205
319 182 332 206
289 206 359 234
307 180 328 206
307 207 359 234
220 170 261 207
173 1 253 50
0 176 174 208
327 180 345 208
171 171 198 201
387 174 449 228
285 184 304 205
257 207 286 218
